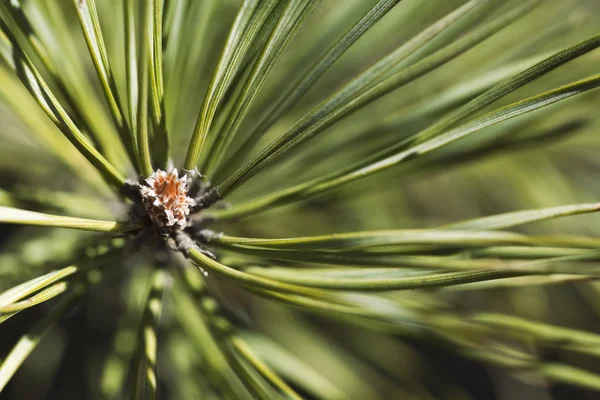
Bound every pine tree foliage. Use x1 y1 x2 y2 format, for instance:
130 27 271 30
0 0 600 398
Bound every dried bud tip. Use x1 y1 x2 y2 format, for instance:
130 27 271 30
139 168 196 229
